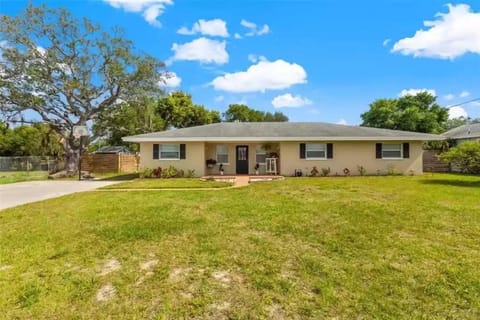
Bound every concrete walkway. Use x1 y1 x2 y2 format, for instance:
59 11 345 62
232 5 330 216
0 180 121 211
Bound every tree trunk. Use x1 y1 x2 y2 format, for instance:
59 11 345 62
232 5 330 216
64 137 80 174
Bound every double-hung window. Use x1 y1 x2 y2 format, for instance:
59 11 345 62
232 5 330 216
216 145 229 164
381 143 402 159
255 145 266 164
306 143 326 160
160 144 180 159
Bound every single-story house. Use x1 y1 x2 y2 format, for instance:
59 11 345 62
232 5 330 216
122 122 443 176
443 123 480 144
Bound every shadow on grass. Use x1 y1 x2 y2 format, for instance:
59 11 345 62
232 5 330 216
98 173 139 181
420 179 480 188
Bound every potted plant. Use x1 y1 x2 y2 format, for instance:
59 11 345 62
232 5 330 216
254 163 260 175
219 163 224 175
206 158 217 168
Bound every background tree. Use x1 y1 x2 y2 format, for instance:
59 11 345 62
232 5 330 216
0 123 63 157
360 92 449 133
444 117 480 131
156 91 221 129
223 104 289 122
0 4 165 172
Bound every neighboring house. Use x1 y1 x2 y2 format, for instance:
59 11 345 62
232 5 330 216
443 123 480 144
122 122 443 176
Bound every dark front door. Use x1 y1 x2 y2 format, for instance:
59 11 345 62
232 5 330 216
236 145 249 174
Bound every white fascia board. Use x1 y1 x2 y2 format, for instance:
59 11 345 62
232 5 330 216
123 136 444 143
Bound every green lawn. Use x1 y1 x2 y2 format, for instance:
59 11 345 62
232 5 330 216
0 171 48 184
1 174 479 318
101 178 232 189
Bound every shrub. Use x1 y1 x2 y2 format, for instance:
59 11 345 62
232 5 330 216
439 141 480 174
139 168 153 178
185 169 196 178
320 167 331 177
343 168 351 176
357 165 367 176
310 166 319 177
152 167 162 178
161 165 179 179
386 164 397 175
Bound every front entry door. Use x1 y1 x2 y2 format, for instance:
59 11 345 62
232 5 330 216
236 145 249 174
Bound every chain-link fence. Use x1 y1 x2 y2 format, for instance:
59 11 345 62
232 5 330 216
0 156 64 173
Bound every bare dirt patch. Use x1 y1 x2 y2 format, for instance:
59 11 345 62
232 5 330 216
212 270 231 285
169 267 191 282
268 303 286 320
140 259 158 271
96 284 116 302
98 258 121 276
0 265 12 272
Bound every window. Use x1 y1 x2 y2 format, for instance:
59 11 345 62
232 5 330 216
306 143 326 159
255 145 266 164
382 143 402 159
216 145 229 164
160 144 180 159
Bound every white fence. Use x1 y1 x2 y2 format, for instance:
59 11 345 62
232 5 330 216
0 156 64 173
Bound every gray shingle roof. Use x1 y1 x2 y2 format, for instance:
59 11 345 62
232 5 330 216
443 123 480 140
123 122 443 142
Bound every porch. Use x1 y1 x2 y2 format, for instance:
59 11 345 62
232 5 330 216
204 142 280 176
201 174 285 186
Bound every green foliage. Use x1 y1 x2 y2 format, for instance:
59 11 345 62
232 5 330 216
223 104 288 122
310 166 319 177
386 164 397 175
444 117 480 131
320 167 331 177
357 165 367 176
439 141 480 174
139 168 154 179
361 92 449 133
0 3 165 171
156 91 221 129
0 123 63 157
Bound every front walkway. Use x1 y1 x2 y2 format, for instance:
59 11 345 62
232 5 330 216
0 180 121 210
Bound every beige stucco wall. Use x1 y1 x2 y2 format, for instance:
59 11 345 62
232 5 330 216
280 141 424 176
205 142 272 175
139 142 206 176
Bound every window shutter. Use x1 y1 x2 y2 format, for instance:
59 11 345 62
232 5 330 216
180 144 186 159
403 143 410 159
153 144 159 159
327 143 333 159
300 143 306 159
375 143 382 159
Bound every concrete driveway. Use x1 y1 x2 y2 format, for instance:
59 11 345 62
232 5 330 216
0 180 120 211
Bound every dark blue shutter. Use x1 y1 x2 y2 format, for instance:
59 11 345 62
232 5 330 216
327 143 333 159
403 143 410 159
180 144 186 159
376 143 382 159
153 144 159 159
300 143 306 159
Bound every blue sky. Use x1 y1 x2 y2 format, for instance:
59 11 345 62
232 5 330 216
2 0 480 124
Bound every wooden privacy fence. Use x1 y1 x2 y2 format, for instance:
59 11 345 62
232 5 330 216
423 150 450 173
81 154 138 173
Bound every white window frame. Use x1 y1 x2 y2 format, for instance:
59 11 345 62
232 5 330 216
255 145 266 165
159 144 180 160
381 143 403 160
306 143 327 160
216 144 229 165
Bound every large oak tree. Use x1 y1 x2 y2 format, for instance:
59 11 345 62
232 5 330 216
0 4 165 172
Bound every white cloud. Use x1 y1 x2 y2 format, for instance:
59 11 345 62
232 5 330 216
336 119 348 125
234 33 242 39
272 93 312 108
382 39 391 47
444 93 455 101
211 59 307 93
247 54 266 63
159 72 181 87
240 19 270 36
177 19 229 37
169 37 228 65
102 0 172 27
460 90 470 98
399 88 436 97
392 4 480 59
448 106 468 119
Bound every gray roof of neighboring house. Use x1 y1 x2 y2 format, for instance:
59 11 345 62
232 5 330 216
443 123 480 140
123 122 444 142
94 146 132 154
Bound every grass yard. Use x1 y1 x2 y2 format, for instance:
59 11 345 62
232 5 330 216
102 178 232 189
0 174 479 318
0 171 48 184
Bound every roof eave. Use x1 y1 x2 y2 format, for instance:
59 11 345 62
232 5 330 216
123 136 444 143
